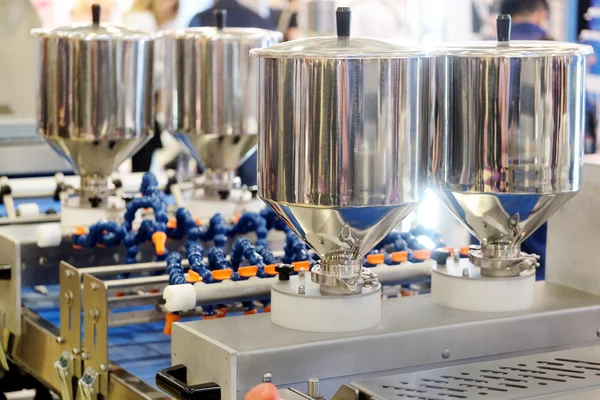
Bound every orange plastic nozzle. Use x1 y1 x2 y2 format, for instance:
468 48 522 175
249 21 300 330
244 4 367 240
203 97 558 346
292 261 311 272
232 213 241 224
115 292 126 298
413 250 431 261
366 253 385 265
239 265 258 278
195 218 202 227
245 383 280 400
152 232 167 256
72 245 83 249
445 247 455 255
96 243 107 248
203 314 218 320
263 305 271 313
74 226 87 235
212 269 233 281
166 218 177 229
149 289 159 294
265 264 279 276
186 270 201 283
218 307 228 316
163 312 180 336
391 251 409 263
459 246 470 256
244 308 258 315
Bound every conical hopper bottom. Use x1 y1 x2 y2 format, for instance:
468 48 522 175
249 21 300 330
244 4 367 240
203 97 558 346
263 200 420 258
45 136 151 177
436 189 575 246
174 132 257 172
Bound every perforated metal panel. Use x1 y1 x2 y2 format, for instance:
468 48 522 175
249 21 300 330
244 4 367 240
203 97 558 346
352 346 600 399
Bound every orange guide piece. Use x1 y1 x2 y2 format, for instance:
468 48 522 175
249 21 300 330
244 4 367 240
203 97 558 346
232 213 241 224
445 247 455 255
366 253 385 265
265 264 279 276
166 218 177 229
244 308 258 315
263 305 271 313
391 251 409 263
74 226 87 235
203 314 218 320
239 265 258 278
459 246 470 256
212 269 233 281
186 270 201 283
195 218 202 227
292 261 311 272
413 250 431 261
163 313 180 335
152 232 167 256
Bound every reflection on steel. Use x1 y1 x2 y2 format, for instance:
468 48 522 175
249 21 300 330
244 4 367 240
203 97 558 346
431 39 592 276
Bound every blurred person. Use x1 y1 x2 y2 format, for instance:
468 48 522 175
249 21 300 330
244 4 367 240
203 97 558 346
122 0 180 172
500 0 551 39
238 0 299 40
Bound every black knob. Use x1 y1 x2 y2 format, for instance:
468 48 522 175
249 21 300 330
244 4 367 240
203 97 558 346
45 208 57 215
431 248 451 266
275 264 293 281
336 7 351 38
112 179 123 189
92 4 101 26
214 9 227 30
497 14 511 42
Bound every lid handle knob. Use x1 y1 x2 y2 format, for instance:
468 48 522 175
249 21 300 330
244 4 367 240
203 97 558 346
497 14 511 43
214 9 227 30
336 7 351 38
91 3 101 27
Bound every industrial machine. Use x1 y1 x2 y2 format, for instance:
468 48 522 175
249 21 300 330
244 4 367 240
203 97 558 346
162 11 282 219
158 12 600 400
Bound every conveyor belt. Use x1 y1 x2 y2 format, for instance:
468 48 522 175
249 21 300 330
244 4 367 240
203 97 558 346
22 286 247 389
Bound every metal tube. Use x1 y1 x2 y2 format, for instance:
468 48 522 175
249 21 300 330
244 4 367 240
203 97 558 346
104 275 168 289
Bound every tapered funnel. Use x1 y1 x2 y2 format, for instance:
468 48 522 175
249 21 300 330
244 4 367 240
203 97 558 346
32 5 155 205
431 33 592 264
252 7 432 294
162 16 282 172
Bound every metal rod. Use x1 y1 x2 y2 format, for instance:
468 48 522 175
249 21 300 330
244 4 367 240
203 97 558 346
0 214 60 225
104 275 168 289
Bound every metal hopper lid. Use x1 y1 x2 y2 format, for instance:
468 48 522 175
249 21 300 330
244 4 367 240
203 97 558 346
160 9 282 41
31 4 149 40
251 7 431 59
438 14 592 58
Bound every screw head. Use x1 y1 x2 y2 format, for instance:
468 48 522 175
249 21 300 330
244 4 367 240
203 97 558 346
73 348 80 355
100 364 107 372
65 270 73 278
64 291 73 305
442 349 451 359
262 373 273 383
89 308 100 322
596 328 600 338
298 285 306 295
461 268 469 277
56 336 65 344
91 283 98 291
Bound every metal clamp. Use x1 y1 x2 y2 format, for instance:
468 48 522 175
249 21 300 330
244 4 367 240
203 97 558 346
468 247 540 277
77 367 100 400
55 351 75 400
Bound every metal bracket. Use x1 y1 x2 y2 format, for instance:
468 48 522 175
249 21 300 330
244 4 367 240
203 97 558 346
59 262 82 377
82 274 108 397
77 367 100 400
0 311 9 373
55 351 74 400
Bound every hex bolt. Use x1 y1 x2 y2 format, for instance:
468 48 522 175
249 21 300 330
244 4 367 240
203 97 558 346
100 364 107 372
462 268 469 277
299 268 305 277
262 373 273 383
56 336 65 344
64 290 73 306
89 308 100 322
442 349 451 359
91 282 98 291
298 285 306 295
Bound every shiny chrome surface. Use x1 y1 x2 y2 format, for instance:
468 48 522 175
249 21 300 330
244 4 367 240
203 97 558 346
162 27 282 172
431 40 592 274
32 25 154 181
298 0 336 37
254 37 432 261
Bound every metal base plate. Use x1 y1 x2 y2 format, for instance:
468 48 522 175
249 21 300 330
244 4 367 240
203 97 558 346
352 345 600 399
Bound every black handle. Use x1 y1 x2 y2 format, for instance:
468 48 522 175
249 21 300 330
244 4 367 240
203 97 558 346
156 365 221 400
214 9 227 30
497 14 511 43
336 7 351 37
91 3 101 26
275 264 293 281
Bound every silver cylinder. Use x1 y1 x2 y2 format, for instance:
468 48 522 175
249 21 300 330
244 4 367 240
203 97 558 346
32 17 154 207
431 39 592 274
162 26 282 172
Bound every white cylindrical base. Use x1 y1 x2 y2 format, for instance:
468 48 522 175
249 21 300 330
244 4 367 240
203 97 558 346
431 258 536 312
271 275 381 333
60 197 123 233
187 192 265 219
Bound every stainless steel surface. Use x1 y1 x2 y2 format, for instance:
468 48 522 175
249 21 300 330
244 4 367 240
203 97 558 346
32 19 154 206
547 159 600 295
307 378 320 398
253 19 432 292
430 38 592 276
298 0 336 37
353 345 600 399
173 282 600 400
162 26 281 172
60 262 82 376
